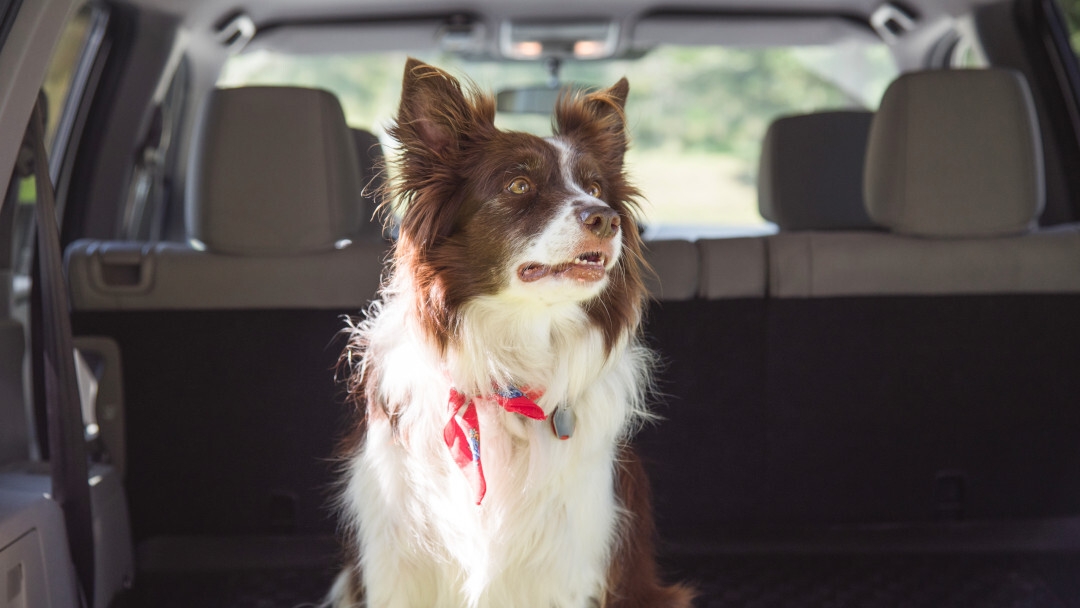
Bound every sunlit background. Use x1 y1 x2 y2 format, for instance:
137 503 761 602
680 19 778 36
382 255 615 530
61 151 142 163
219 44 897 238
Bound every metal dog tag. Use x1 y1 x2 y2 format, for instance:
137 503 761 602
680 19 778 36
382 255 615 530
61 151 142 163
551 406 575 440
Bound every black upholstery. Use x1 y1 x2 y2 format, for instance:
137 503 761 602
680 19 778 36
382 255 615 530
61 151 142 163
72 309 351 539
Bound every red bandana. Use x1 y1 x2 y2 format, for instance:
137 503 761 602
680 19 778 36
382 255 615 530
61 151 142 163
444 386 545 504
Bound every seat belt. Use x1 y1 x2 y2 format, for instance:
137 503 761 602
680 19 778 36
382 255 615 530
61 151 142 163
24 94 96 604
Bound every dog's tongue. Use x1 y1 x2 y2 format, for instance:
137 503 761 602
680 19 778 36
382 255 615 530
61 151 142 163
519 262 605 283
560 264 605 282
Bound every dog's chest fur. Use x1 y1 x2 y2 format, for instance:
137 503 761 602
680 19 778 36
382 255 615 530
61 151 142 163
341 289 651 608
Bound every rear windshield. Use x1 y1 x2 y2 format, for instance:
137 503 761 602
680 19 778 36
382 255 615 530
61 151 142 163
219 43 897 239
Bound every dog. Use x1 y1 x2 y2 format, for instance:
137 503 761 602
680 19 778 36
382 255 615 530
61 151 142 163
330 58 694 608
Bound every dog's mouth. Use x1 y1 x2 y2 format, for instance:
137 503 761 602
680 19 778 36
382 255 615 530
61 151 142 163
518 251 608 283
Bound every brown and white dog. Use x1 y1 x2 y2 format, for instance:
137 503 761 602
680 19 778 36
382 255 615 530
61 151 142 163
331 58 694 608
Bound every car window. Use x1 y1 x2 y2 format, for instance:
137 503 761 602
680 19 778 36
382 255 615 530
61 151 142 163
9 2 105 322
120 57 190 242
219 43 897 239
0 0 108 464
1059 0 1080 55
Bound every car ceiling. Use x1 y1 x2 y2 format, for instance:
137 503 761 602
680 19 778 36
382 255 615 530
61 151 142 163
126 0 999 32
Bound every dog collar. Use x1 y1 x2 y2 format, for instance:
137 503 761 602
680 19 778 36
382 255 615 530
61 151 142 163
444 385 574 504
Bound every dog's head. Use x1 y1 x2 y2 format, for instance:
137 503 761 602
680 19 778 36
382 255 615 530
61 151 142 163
387 58 647 352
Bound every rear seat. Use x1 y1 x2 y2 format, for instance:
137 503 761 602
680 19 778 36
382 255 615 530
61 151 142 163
762 69 1080 525
66 86 389 541
648 71 1080 536
768 71 1080 297
640 237 768 535
647 110 879 537
642 239 698 301
758 110 877 233
67 87 386 310
350 127 388 236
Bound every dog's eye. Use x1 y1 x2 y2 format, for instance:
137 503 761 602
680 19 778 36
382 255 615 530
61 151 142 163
507 178 531 195
586 183 602 198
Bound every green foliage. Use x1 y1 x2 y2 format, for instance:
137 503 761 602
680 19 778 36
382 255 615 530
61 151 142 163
219 44 895 226
222 46 886 162
613 47 854 159
18 178 35 205
1061 0 1080 53
41 5 94 147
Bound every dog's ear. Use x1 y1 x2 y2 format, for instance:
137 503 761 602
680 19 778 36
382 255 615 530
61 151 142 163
555 78 630 167
397 58 495 158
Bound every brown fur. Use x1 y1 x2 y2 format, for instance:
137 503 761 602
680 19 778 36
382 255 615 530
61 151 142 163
383 58 648 354
604 446 697 607
554 80 650 351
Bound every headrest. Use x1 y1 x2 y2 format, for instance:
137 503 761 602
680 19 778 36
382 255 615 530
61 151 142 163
187 86 363 255
350 128 387 236
864 69 1044 238
758 111 877 231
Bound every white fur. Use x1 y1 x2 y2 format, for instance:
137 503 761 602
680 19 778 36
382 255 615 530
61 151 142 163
333 137 650 608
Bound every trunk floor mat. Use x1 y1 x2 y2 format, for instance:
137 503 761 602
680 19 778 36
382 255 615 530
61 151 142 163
126 553 1080 607
669 553 1080 607
128 568 338 608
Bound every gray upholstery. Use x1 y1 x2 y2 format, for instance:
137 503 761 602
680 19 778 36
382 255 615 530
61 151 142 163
767 68 1080 298
758 111 877 231
351 128 386 231
66 239 386 311
768 227 1080 297
699 238 768 298
68 86 388 312
865 69 1044 238
642 238 767 301
642 239 698 301
187 86 364 255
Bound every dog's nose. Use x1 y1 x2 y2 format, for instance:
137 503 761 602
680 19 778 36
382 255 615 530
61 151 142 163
578 206 621 239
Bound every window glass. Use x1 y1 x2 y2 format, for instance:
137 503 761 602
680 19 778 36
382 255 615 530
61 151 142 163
11 3 100 304
1059 0 1080 56
42 4 94 149
121 57 189 242
2 1 105 460
949 32 989 68
220 42 896 239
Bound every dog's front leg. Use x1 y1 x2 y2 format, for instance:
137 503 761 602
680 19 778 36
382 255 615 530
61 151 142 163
357 547 445 608
602 446 696 608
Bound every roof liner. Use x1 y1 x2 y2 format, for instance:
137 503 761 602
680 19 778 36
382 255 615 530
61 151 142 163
129 0 1001 32
244 15 879 56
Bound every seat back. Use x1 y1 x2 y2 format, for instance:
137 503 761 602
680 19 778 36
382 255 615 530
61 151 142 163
67 86 388 541
638 235 769 537
68 88 388 311
639 110 877 537
758 110 877 232
762 69 1080 526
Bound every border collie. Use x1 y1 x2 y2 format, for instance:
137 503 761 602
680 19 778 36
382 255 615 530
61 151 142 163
331 58 693 608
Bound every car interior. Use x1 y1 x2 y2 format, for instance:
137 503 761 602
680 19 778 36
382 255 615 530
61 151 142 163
3 0 1080 606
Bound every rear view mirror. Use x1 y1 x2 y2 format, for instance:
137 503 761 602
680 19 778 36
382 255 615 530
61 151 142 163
495 57 597 115
497 85 566 114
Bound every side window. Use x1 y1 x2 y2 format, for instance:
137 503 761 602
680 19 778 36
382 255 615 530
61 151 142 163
1058 0 1080 55
949 21 990 68
118 57 189 242
0 1 108 462
42 4 95 148
9 3 107 323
